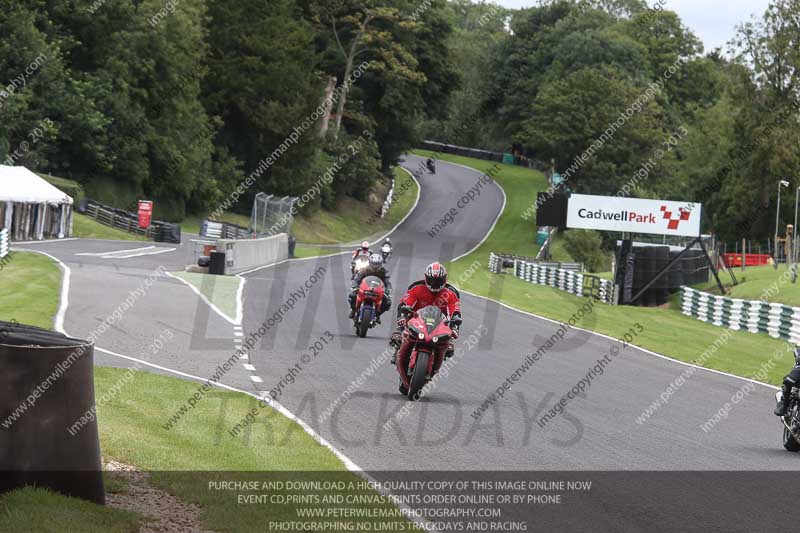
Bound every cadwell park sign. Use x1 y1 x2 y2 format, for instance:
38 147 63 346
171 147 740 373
566 194 701 238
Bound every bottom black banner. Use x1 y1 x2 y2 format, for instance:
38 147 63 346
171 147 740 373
4 470 795 531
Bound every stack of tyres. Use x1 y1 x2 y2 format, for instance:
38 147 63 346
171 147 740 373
631 246 671 306
654 246 670 306
0 320 104 504
668 250 685 292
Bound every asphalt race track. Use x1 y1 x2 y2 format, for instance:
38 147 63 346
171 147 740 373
18 155 800 475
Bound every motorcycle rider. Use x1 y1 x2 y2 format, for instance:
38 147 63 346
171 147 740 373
774 346 800 416
352 240 371 260
389 262 462 365
380 238 392 262
349 253 392 322
351 240 371 275
426 158 436 174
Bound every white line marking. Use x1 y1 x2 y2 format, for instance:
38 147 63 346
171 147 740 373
234 275 245 324
241 353 248 360
107 247 176 259
164 272 241 326
14 249 70 333
12 238 79 245
234 331 244 337
250 375 263 383
243 364 256 371
76 246 155 256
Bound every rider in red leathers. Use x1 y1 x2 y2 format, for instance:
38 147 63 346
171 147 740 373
390 262 462 366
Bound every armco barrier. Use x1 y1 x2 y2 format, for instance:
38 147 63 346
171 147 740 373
0 228 8 259
489 252 614 304
201 220 250 240
82 200 181 244
681 287 800 343
218 233 289 275
0 321 104 504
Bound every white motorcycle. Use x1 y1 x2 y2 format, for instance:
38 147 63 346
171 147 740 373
381 241 393 262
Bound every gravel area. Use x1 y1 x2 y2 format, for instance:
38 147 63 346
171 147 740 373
104 460 217 533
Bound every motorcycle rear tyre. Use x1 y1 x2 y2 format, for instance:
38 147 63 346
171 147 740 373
783 424 800 452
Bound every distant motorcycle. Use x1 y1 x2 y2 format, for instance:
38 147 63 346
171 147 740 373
380 241 393 262
353 276 386 338
426 159 436 174
776 387 800 451
395 305 454 401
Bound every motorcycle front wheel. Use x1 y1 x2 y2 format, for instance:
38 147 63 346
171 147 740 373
408 350 430 401
357 318 370 338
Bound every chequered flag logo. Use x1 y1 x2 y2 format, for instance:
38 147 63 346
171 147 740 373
660 205 691 230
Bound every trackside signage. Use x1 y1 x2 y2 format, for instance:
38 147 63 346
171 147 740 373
567 194 701 237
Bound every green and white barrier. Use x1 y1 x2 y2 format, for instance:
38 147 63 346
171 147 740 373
489 252 615 304
0 228 8 259
681 286 800 343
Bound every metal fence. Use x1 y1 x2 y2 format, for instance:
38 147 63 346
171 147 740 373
681 286 800 344
489 252 614 304
0 228 8 259
250 193 298 237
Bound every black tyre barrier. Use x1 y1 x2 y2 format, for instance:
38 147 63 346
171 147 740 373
0 320 104 504
209 251 226 275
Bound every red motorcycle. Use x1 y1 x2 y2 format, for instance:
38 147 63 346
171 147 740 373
395 305 453 401
354 276 386 338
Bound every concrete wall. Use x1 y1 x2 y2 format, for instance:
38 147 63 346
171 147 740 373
218 233 289 275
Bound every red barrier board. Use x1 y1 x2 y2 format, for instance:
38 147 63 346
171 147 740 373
138 200 153 230
722 253 771 267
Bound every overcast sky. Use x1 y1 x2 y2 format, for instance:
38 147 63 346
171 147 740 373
494 0 773 52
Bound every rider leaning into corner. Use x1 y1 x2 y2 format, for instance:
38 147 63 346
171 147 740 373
349 253 392 322
774 347 800 416
389 262 462 366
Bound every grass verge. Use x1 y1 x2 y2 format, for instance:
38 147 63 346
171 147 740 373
417 151 793 385
291 167 418 245
170 271 241 323
93 368 409 532
0 487 139 533
0 252 60 328
73 213 149 242
697 264 800 306
294 245 347 259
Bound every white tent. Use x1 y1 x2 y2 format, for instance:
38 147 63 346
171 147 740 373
0 165 73 240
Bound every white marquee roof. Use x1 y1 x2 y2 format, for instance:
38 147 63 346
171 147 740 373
0 165 73 205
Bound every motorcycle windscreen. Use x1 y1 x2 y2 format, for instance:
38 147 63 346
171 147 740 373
362 276 384 290
417 306 444 334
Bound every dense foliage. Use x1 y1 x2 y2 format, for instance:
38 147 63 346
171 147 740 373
3 0 799 239
0 0 456 220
